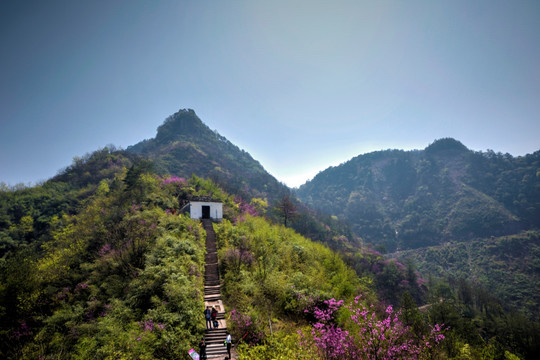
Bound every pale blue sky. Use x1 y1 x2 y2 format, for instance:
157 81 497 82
1 0 539 187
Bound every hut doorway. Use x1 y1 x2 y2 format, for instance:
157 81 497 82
202 205 211 219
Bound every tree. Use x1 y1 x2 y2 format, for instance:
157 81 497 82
276 195 297 227
400 291 425 335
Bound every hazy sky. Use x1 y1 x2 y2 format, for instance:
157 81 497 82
1 0 539 187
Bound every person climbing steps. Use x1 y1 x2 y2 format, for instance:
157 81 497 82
224 331 232 359
211 306 218 328
199 337 207 360
204 306 212 329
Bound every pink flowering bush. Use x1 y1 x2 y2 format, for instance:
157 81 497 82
11 322 32 340
229 309 264 345
160 176 186 186
299 298 358 359
233 196 261 223
139 319 166 332
238 201 259 217
98 243 113 257
222 248 255 274
300 296 445 360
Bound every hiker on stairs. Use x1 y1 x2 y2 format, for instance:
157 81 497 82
198 337 207 360
202 219 232 358
225 331 232 359
204 306 212 329
211 306 218 328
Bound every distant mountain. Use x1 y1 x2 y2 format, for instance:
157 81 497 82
127 109 289 203
297 138 540 252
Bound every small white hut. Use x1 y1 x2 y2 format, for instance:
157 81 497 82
181 196 223 221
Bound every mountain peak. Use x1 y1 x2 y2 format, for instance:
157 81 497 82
126 108 288 203
425 138 469 154
155 109 208 143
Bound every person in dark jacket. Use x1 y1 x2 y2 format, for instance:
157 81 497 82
204 306 212 329
198 337 207 360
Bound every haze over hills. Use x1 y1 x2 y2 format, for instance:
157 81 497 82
297 138 540 251
2 0 540 356
296 137 540 321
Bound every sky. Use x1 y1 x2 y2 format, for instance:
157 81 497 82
1 0 539 188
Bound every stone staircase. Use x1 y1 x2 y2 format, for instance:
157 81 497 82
202 219 231 359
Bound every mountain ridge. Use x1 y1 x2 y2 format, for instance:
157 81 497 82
297 138 539 251
126 109 289 203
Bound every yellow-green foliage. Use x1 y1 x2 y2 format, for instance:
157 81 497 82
215 216 376 359
6 172 213 359
215 215 371 325
37 178 114 285
250 197 268 215
235 327 316 360
504 350 522 360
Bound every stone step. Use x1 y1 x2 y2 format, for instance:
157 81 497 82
204 294 220 299
204 293 220 298
205 332 228 340
206 348 228 357
205 337 228 344
202 220 231 359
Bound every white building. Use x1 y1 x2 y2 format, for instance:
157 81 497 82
181 196 223 221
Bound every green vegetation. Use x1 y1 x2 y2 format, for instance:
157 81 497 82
215 215 371 318
0 151 235 358
424 276 540 359
296 138 540 358
127 109 289 204
396 231 540 321
1 113 538 359
214 216 447 359
297 138 540 251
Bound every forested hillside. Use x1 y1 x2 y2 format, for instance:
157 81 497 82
1 114 539 358
0 151 451 359
297 138 540 252
295 138 540 358
127 109 288 204
0 151 216 357
126 109 359 249
393 231 540 321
